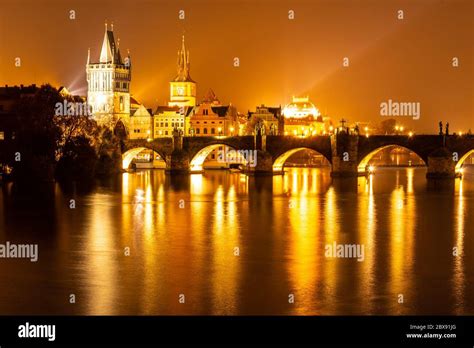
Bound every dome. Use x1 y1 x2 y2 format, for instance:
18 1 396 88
283 96 320 118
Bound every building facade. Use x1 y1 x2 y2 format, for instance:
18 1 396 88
153 106 194 137
86 23 131 128
248 105 283 135
168 36 196 108
282 96 326 136
129 105 152 140
189 92 239 137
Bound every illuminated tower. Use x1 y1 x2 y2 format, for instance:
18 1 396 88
168 35 196 108
86 22 131 128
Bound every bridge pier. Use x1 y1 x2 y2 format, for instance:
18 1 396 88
426 147 456 179
243 150 274 175
330 133 359 177
165 150 191 174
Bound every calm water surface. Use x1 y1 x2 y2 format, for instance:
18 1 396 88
0 167 473 315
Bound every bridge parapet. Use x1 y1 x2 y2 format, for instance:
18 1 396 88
122 134 474 178
331 133 359 177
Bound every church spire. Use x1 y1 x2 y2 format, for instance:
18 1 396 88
99 21 122 64
100 21 113 63
174 35 193 82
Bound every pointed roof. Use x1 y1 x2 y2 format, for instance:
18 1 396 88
99 22 122 64
174 35 195 82
202 88 220 104
132 104 151 117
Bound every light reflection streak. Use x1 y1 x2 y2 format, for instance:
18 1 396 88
453 179 465 313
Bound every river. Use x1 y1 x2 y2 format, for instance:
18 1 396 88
0 166 473 315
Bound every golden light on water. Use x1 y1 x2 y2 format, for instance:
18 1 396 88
358 174 376 313
85 193 118 314
32 166 472 316
453 178 465 313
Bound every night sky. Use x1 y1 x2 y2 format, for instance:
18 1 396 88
0 0 472 132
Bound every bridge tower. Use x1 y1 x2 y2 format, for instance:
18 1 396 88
330 132 359 177
86 22 131 129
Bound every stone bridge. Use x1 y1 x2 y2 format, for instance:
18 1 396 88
123 133 474 179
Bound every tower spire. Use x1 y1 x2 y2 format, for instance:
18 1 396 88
100 22 114 63
175 34 192 82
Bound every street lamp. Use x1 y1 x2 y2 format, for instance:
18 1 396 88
218 127 222 136
230 126 234 135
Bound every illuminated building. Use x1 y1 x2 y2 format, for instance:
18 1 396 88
168 36 196 108
189 89 239 136
129 105 152 140
153 106 194 137
247 105 283 135
189 90 240 168
282 96 326 136
152 35 197 138
86 23 131 128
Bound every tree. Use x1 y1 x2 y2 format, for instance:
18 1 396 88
55 135 98 181
13 84 62 181
94 127 122 177
376 119 397 135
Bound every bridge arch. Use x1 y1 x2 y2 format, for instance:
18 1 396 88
357 144 426 172
122 147 165 170
456 149 474 171
272 147 331 172
189 144 248 172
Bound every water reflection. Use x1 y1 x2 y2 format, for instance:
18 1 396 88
0 167 473 315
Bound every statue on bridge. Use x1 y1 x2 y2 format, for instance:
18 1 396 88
255 120 266 136
354 124 359 135
445 122 450 136
172 127 183 137
269 123 277 136
439 121 443 135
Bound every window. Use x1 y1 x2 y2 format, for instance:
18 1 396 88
0 131 4 140
211 128 215 134
160 122 164 127
165 131 168 135
203 128 208 134
211 154 215 159
196 128 200 134
203 109 208 115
